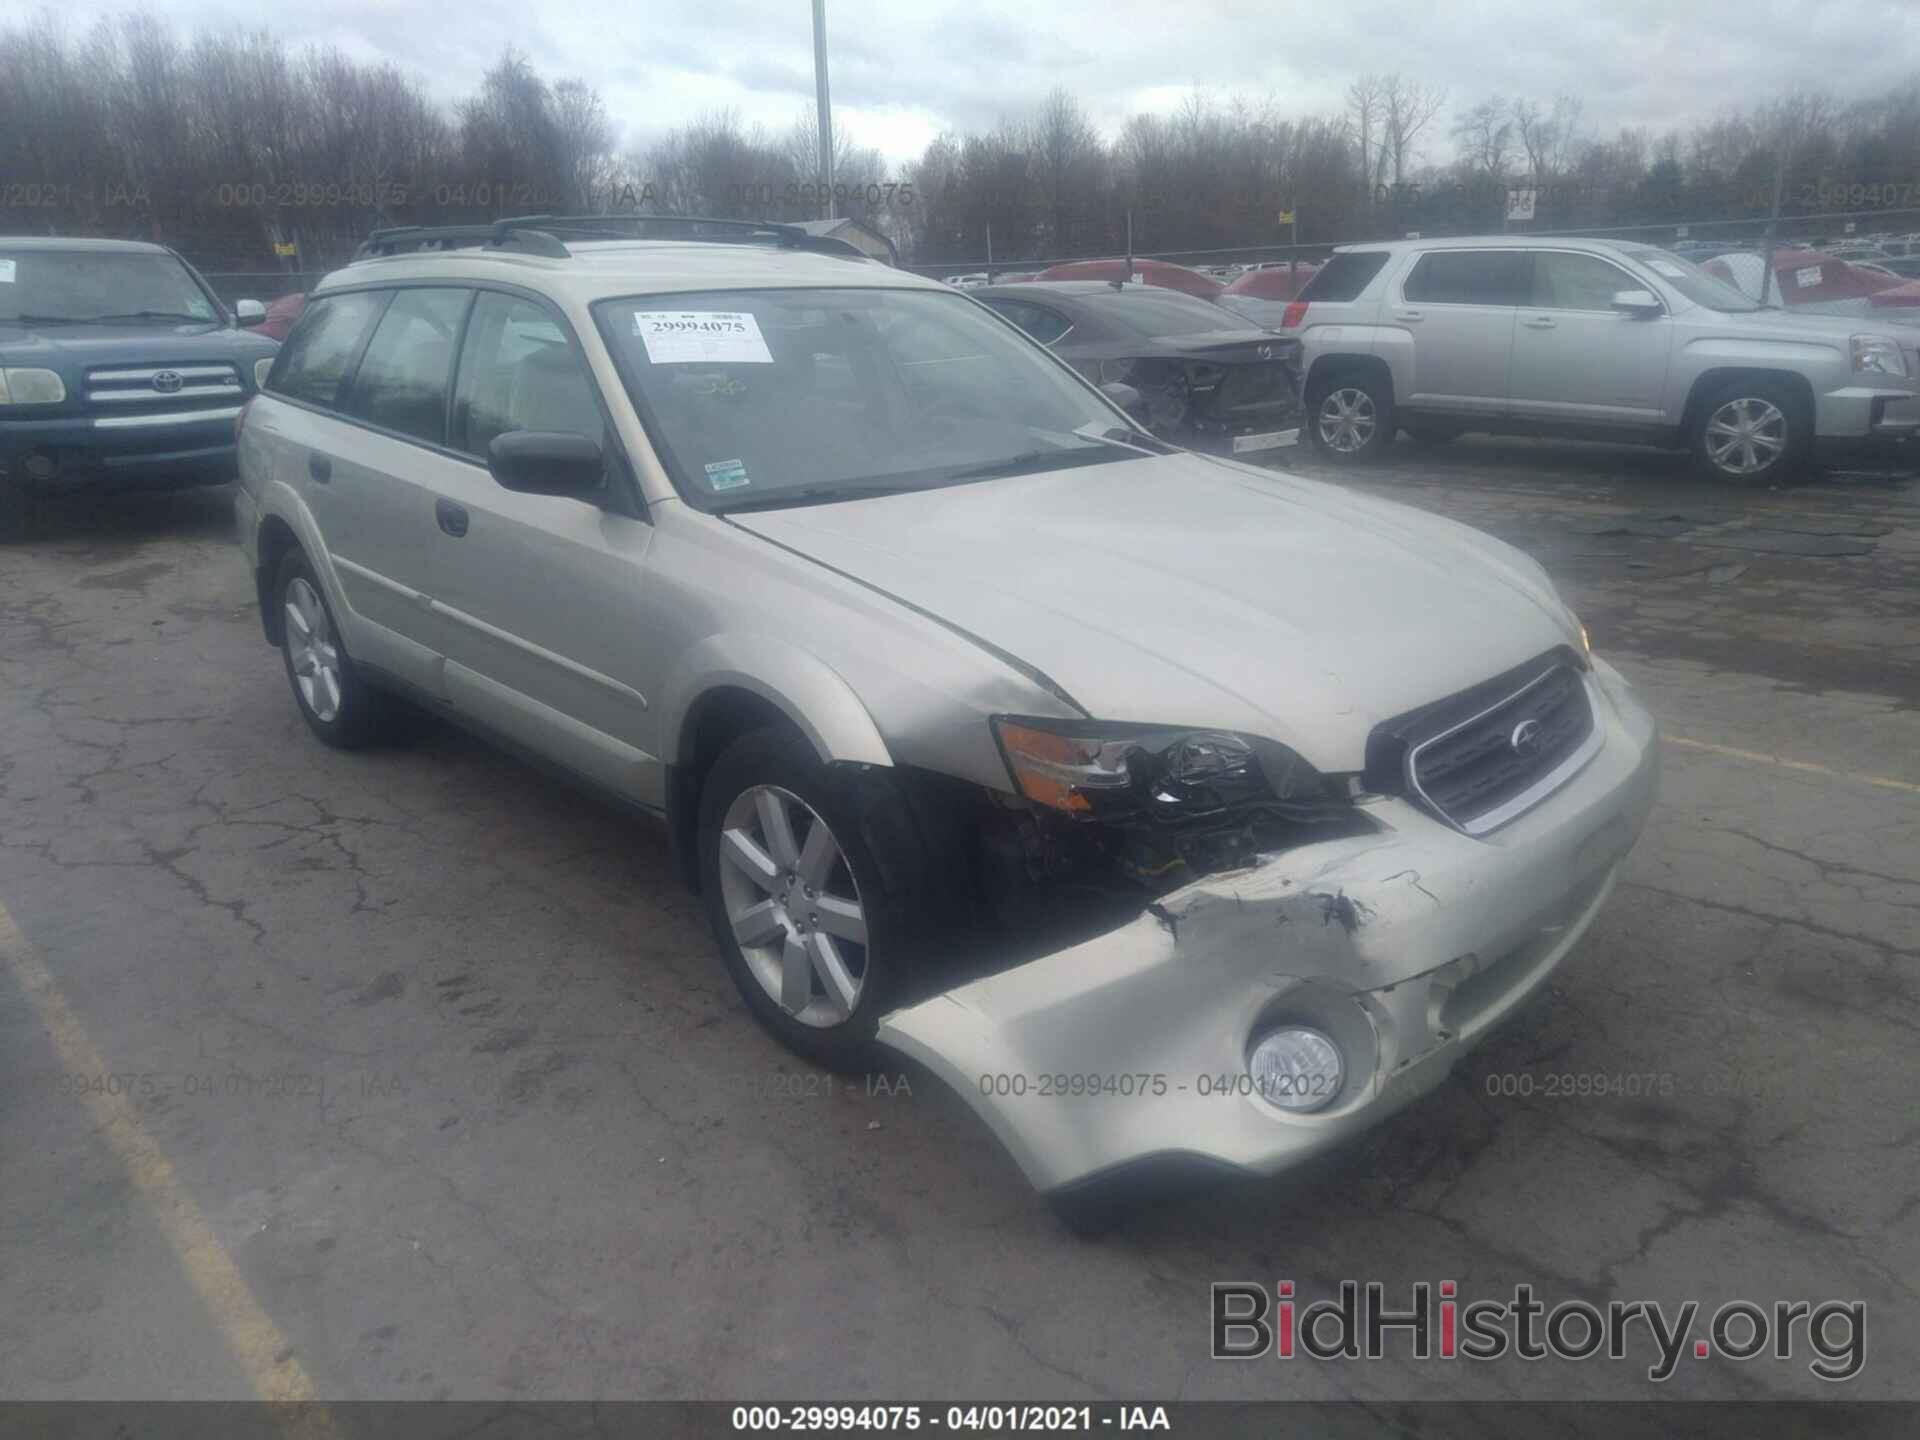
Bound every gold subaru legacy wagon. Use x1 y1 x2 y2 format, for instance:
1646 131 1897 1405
234 215 1658 1227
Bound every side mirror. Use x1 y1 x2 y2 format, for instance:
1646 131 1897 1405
487 430 606 501
1100 381 1149 421
1611 288 1663 316
234 298 267 324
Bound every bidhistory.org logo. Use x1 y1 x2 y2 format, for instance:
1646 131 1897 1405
1211 1281 1866 1382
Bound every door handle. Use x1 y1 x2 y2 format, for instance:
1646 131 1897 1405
307 454 331 483
1523 316 1557 329
1393 309 1423 322
435 497 469 539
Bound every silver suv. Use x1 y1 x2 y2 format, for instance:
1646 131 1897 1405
234 217 1657 1216
1282 235 1920 483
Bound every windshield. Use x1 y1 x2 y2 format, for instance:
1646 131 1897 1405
597 286 1141 512
1620 246 1764 312
1091 290 1246 338
0 249 219 324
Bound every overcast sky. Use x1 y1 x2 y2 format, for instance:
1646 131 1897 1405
25 0 1920 167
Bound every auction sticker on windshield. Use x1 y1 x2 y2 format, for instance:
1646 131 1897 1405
633 310 773 365
0 260 15 283
704 458 751 491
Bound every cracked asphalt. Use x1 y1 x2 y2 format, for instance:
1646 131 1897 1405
1 439 1916 1407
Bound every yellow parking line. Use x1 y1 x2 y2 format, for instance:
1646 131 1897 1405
0 900 337 1432
1664 734 1920 795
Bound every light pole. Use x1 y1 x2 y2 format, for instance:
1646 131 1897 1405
812 0 834 219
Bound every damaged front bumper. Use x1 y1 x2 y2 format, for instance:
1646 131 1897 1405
877 659 1659 1197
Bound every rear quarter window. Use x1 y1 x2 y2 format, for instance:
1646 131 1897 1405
269 291 388 409
1298 252 1391 303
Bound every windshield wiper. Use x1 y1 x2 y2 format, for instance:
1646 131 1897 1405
4 313 85 326
1074 423 1178 454
939 443 1132 482
83 310 212 324
715 478 926 513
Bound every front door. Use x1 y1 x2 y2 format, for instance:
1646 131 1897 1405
1507 250 1675 426
424 290 664 808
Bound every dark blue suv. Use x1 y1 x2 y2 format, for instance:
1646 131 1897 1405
0 237 282 533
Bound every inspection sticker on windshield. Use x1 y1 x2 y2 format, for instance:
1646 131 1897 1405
0 260 15 284
704 458 751 491
633 310 773 365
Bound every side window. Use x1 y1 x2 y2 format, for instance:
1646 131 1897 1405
1402 251 1531 306
984 299 1072 345
269 291 387 408
452 293 604 458
1297 251 1390 302
342 288 472 445
1532 252 1641 311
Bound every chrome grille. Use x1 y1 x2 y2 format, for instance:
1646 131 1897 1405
86 363 241 407
1406 661 1597 835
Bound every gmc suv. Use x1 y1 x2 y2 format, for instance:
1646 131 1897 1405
1278 236 1920 483
0 236 281 533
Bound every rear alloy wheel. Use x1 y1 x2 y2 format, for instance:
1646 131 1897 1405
275 549 392 748
1692 381 1805 486
1307 374 1394 462
698 726 920 1070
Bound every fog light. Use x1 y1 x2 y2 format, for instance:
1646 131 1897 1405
1248 1026 1343 1112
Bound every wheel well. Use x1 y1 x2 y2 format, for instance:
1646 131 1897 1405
1680 368 1815 442
669 686 799 892
1305 353 1395 407
255 516 301 646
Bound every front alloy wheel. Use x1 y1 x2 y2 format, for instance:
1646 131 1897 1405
1702 396 1786 478
698 726 922 1069
717 784 869 1029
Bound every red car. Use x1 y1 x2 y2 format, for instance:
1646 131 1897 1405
1034 257 1225 298
253 290 307 342
1223 263 1319 302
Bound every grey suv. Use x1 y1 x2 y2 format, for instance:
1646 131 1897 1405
234 216 1657 1214
1281 236 1920 483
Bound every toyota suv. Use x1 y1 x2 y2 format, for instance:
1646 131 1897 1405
1278 236 1920 483
234 215 1658 1222
0 236 281 533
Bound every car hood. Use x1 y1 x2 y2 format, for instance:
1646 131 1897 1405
0 319 278 367
727 455 1580 772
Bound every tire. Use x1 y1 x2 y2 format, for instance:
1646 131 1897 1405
1306 371 1395 462
697 726 927 1071
273 548 392 749
1690 378 1808 487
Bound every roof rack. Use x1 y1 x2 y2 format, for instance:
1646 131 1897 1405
353 213 867 262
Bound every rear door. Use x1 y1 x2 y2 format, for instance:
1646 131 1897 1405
263 287 450 690
1507 250 1674 425
423 289 663 808
1395 249 1529 415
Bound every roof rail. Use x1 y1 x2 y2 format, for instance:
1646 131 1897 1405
353 213 870 264
503 213 867 258
354 221 570 260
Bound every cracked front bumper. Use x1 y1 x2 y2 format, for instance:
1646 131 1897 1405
877 659 1659 1196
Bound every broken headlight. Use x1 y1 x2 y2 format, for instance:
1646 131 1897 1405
992 716 1330 820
